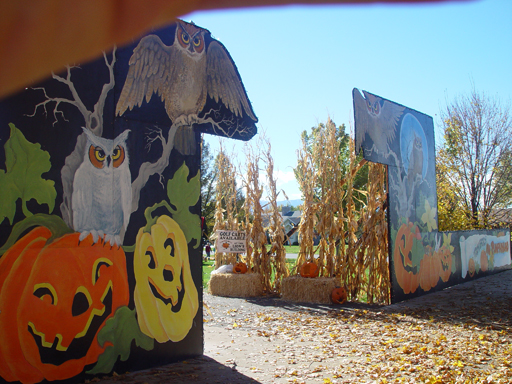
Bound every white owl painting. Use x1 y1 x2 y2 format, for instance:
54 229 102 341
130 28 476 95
72 128 132 247
353 89 405 164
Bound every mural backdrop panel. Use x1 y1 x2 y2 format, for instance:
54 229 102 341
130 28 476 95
0 20 256 384
353 89 511 303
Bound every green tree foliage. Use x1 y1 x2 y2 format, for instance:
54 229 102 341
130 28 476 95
436 88 512 230
294 120 368 209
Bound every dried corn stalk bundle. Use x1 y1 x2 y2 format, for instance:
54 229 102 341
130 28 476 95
360 162 389 304
340 136 360 299
314 119 342 277
295 136 318 273
242 143 267 285
263 138 289 293
211 145 240 269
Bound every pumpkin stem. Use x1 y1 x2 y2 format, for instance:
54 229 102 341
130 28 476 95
143 201 174 233
0 214 73 256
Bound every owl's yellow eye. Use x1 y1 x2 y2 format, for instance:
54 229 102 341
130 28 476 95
94 147 106 161
193 37 201 47
89 145 105 168
112 145 126 168
181 33 189 44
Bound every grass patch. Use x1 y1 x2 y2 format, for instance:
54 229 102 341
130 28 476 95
283 245 320 255
202 260 215 289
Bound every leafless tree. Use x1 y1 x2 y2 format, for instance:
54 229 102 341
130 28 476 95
437 88 512 229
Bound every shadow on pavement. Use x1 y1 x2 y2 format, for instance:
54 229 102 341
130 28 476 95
85 356 261 384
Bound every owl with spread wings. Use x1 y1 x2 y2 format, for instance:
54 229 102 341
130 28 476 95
116 20 257 154
353 89 404 162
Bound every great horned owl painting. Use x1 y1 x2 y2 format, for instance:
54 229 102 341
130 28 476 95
405 133 424 196
116 20 257 154
400 113 429 197
353 89 405 164
72 128 132 247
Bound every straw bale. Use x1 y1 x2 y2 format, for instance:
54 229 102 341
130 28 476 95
208 273 264 298
281 276 339 304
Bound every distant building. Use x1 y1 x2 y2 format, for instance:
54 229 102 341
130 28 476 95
262 206 302 245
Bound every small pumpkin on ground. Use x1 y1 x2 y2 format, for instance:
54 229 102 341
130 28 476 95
300 262 319 278
233 262 248 274
331 287 347 304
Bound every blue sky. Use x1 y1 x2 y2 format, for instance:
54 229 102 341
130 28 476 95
185 0 512 201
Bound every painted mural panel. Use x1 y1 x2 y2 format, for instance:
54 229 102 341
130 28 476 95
353 89 511 303
0 20 256 384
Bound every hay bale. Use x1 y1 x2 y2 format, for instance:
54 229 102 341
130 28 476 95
208 273 264 297
281 276 338 304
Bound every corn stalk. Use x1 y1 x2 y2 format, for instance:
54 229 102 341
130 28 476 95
211 144 239 269
242 144 267 282
263 137 289 293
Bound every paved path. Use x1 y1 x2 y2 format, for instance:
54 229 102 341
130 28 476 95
89 269 512 383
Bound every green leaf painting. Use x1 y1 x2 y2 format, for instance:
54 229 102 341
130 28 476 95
0 123 56 224
87 307 154 375
167 162 201 248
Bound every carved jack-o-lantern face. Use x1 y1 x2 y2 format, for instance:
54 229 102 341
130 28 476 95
393 222 421 294
134 215 198 343
439 246 452 282
0 229 129 384
331 287 347 304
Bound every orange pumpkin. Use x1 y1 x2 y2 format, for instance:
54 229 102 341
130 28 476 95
468 258 476 277
393 222 420 294
0 229 129 384
233 262 248 274
331 287 347 304
300 262 319 278
480 250 488 272
419 247 441 292
438 246 452 283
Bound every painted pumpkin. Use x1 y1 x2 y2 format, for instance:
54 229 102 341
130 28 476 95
393 222 420 294
419 247 441 292
300 262 319 278
480 250 488 273
468 258 476 277
331 287 347 304
438 246 452 283
134 215 198 343
233 262 248 274
0 229 129 384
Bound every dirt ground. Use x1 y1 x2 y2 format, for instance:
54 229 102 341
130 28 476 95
88 270 512 383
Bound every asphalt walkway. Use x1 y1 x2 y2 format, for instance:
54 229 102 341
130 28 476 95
90 269 512 383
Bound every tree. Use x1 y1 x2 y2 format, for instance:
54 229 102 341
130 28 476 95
294 120 368 208
200 136 217 239
436 88 512 230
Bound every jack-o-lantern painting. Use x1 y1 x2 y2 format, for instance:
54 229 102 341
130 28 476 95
0 230 129 384
133 215 199 343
